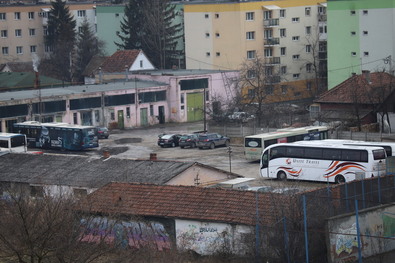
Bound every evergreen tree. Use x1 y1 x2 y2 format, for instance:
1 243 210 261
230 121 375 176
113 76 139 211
142 0 183 69
75 19 105 83
115 0 145 50
45 0 76 82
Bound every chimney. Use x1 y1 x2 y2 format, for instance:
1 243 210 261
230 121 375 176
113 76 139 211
150 153 157 160
103 150 110 158
34 71 40 89
362 70 371 83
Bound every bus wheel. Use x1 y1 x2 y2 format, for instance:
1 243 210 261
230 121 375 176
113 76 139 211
277 171 287 181
335 175 345 184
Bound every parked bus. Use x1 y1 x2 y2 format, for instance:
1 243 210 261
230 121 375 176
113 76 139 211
13 121 98 151
0 133 27 153
244 126 329 161
320 139 395 157
260 142 387 183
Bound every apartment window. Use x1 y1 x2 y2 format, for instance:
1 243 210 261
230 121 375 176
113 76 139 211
15 29 22 37
305 7 311 16
351 52 357 56
180 94 184 104
306 26 311 35
115 13 119 17
248 89 255 98
318 6 326 14
281 66 287 75
246 31 255 40
264 11 272 20
279 9 286 18
281 85 287 94
95 110 100 122
363 31 368 36
363 10 368 15
216 52 220 57
319 26 327 34
280 47 286 56
29 28 36 36
351 31 356 36
293 73 300 79
215 33 220 38
205 14 209 18
43 26 48 36
139 60 143 68
292 36 300 41
77 10 86 17
293 54 300 60
264 29 272 39
0 13 5 20
350 10 356 15
73 112 78 124
264 48 272 57
205 32 210 38
14 12 21 20
1 30 7 38
247 50 256 59
265 86 274 95
2 47 8 55
215 13 219 18
292 17 299 23
247 70 256 79
28 12 34 19
45 44 53 52
265 67 273 76
306 45 312 53
280 28 286 38
306 81 312 91
206 52 210 57
246 12 254 21
306 63 312 72
16 46 23 54
30 45 37 53
364 52 369 57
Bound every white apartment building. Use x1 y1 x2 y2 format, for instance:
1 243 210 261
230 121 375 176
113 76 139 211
0 3 96 65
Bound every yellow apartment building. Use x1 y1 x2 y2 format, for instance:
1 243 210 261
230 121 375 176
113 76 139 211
184 0 327 103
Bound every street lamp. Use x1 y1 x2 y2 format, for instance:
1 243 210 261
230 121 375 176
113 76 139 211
227 146 232 173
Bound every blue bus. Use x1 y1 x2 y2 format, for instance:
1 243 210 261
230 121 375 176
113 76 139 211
13 121 99 151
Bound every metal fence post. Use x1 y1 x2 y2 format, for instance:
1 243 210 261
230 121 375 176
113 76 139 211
303 195 309 263
355 199 363 263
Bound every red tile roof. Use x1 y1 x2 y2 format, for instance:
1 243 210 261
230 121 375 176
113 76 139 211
315 72 395 104
100 50 141 73
79 182 294 226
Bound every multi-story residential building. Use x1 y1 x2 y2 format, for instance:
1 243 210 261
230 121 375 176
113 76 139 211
183 0 327 103
327 0 395 90
0 2 96 65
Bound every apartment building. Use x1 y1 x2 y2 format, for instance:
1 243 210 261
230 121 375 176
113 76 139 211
184 0 327 103
0 2 96 65
327 0 395 89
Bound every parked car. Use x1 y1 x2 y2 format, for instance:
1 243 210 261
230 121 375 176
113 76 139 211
157 134 181 147
178 134 199 148
96 127 109 139
197 133 230 149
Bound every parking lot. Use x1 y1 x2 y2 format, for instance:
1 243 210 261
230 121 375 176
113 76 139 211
81 121 325 191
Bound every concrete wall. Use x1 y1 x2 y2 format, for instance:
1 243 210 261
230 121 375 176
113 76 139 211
327 203 395 263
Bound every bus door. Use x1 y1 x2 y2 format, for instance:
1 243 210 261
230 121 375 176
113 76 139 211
260 149 270 178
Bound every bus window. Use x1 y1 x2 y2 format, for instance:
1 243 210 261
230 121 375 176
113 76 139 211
270 146 286 160
0 140 9 148
304 147 323 159
323 149 341 160
373 149 386 160
341 150 367 162
11 136 26 147
287 147 304 158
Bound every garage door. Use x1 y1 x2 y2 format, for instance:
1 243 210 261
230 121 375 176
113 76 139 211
187 92 204 122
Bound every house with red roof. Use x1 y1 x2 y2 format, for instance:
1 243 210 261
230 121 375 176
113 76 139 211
78 182 294 256
311 71 395 130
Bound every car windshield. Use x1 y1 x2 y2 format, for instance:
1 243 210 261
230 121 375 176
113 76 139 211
180 136 189 140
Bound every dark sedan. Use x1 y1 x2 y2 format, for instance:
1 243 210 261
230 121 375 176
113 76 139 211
157 134 181 147
179 134 199 148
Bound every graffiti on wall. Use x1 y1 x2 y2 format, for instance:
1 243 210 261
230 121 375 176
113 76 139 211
177 222 233 255
80 217 172 251
333 223 359 261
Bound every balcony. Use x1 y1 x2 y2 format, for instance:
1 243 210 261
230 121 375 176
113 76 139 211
265 57 280 65
318 14 327 22
264 18 279 27
319 52 327 60
264 38 280 46
267 75 281 83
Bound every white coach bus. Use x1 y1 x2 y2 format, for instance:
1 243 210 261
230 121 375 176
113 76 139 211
0 133 27 153
260 142 387 183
